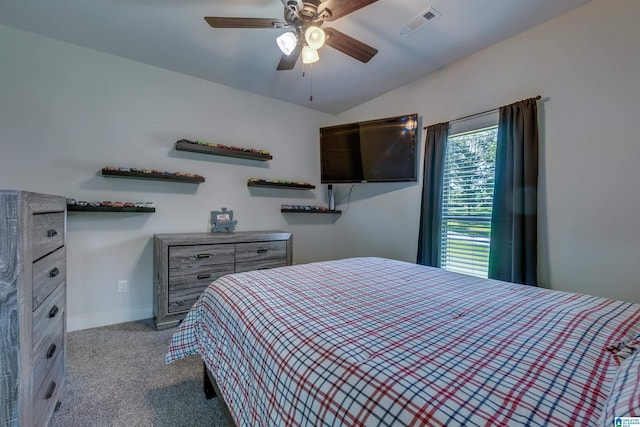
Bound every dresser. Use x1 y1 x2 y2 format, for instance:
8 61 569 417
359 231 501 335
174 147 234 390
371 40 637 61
0 191 67 427
153 231 292 329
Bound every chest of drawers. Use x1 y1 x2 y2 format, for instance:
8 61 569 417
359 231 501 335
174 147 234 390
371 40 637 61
153 231 292 329
0 191 67 427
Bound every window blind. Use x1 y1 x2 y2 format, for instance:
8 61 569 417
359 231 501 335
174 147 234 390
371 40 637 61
440 126 498 278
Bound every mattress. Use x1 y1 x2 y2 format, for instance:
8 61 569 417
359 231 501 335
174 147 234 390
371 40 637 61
166 257 640 426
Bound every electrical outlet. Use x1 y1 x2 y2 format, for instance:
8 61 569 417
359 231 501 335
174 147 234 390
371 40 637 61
117 280 128 293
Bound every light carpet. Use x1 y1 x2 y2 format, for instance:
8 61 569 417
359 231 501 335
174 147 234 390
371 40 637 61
49 318 231 427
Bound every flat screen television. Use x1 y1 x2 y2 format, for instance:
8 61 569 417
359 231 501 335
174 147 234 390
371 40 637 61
319 113 419 183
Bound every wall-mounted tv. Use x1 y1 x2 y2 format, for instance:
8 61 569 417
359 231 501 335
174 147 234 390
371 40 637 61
320 113 419 183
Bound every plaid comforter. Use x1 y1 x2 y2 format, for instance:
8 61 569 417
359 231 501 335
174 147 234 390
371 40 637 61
166 257 640 426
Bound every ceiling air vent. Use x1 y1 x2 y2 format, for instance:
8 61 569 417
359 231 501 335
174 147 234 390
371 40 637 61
398 6 442 37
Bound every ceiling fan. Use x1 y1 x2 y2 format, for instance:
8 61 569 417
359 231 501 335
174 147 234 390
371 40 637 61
204 0 379 70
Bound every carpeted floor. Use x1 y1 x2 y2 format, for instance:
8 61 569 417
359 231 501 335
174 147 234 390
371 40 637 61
49 319 231 427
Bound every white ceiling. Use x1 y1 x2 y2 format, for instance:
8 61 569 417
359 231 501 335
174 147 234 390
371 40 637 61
0 0 593 114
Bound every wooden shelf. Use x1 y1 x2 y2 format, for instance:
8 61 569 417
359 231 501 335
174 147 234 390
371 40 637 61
67 205 155 213
101 169 204 183
248 179 315 189
281 207 341 214
175 140 272 161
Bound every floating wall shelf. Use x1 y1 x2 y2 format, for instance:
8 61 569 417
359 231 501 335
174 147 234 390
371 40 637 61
248 179 315 189
101 168 204 183
281 206 341 214
175 140 272 161
67 205 155 213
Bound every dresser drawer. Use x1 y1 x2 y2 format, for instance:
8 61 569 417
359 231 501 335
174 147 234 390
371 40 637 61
235 241 287 272
32 246 66 311
169 244 235 270
32 351 64 427
32 212 65 261
168 244 235 314
33 281 65 352
168 266 234 314
32 282 65 389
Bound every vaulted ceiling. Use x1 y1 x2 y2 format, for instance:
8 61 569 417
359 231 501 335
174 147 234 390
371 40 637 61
0 0 593 114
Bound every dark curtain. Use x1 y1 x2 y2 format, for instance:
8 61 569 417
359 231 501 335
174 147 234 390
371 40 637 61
488 98 539 285
417 122 449 267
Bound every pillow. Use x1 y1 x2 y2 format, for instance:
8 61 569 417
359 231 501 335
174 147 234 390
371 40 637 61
606 331 640 367
598 346 640 426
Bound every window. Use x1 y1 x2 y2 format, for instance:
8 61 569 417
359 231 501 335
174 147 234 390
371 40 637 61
440 120 498 278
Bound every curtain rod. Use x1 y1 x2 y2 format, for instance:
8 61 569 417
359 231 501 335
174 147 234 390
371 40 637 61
423 95 541 129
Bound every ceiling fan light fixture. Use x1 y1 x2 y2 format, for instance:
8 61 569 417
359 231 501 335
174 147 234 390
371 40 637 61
301 46 320 64
304 26 326 50
276 31 298 55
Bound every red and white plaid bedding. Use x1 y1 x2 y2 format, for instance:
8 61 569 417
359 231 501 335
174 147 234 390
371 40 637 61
166 257 640 426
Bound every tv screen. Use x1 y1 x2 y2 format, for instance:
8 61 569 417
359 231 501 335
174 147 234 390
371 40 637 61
320 113 418 183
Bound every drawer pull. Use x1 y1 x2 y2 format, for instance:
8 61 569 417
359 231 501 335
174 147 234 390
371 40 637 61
197 253 211 258
197 273 211 279
46 343 57 359
45 381 57 400
49 267 60 278
257 249 268 254
48 305 59 318
47 229 58 238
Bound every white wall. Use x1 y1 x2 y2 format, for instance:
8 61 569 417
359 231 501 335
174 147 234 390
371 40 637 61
330 0 640 303
0 25 334 331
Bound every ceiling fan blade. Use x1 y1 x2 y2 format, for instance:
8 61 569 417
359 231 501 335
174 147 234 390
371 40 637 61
204 17 287 29
320 0 378 22
324 28 378 63
277 45 302 70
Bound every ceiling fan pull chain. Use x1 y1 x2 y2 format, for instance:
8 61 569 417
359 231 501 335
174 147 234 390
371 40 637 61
309 65 314 102
300 62 313 102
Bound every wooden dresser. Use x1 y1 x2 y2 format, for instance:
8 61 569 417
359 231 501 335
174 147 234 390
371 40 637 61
153 231 292 329
0 191 67 427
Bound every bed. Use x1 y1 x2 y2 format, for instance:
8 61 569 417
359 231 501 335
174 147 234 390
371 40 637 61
166 257 640 426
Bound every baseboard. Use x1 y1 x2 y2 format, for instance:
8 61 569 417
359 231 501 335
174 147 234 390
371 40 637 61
67 305 152 332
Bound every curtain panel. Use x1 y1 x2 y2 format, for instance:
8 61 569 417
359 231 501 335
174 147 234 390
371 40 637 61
488 98 539 285
417 122 449 267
